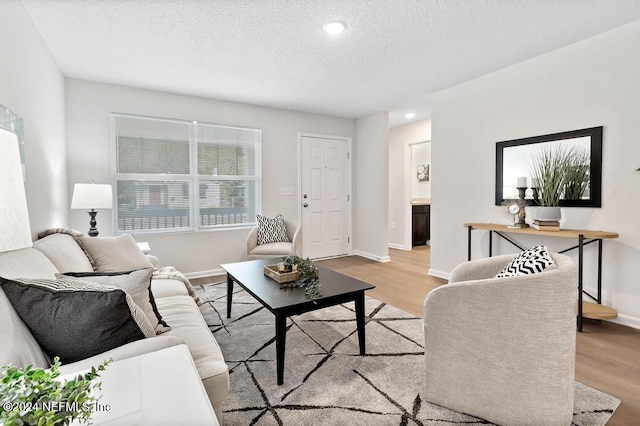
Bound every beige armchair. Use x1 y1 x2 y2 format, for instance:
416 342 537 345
423 252 577 426
246 219 301 260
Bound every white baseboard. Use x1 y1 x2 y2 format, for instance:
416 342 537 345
388 243 411 251
353 250 391 263
428 268 450 280
183 268 225 280
311 254 350 261
610 313 640 330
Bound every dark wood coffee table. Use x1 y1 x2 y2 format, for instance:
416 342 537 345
221 259 375 385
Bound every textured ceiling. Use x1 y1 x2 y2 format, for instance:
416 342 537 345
20 0 640 127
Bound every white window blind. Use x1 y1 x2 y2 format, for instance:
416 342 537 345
112 113 261 234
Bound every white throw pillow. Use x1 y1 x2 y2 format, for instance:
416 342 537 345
495 245 557 278
33 233 94 273
79 233 153 272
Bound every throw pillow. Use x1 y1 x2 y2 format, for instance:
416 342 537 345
33 233 94 273
0 277 156 364
256 214 289 245
495 245 557 278
79 233 153 272
56 268 170 333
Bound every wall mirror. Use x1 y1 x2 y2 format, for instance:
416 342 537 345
495 126 602 207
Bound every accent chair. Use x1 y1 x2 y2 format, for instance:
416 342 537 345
246 218 301 260
423 252 577 425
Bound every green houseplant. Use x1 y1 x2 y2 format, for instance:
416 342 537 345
281 256 322 300
530 146 571 208
563 147 590 201
0 357 111 426
530 145 586 221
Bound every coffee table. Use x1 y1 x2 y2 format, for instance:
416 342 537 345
221 259 375 385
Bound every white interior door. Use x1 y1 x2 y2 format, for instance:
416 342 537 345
299 135 351 259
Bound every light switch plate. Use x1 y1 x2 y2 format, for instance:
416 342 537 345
280 187 295 196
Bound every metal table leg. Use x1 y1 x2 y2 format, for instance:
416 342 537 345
597 239 603 304
489 230 493 257
467 226 472 261
578 234 584 332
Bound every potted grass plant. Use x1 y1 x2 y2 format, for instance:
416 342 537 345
563 146 590 201
530 145 574 221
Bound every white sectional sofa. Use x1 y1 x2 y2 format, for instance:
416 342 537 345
0 232 229 423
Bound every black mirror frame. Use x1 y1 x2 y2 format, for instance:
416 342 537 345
495 126 603 207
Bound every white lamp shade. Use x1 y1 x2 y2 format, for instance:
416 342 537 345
71 183 113 210
0 128 32 252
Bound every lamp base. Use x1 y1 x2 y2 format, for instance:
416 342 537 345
87 210 99 237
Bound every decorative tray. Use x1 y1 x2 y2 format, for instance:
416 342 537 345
264 265 299 283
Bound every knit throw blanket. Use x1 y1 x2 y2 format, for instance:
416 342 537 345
153 266 203 306
37 227 84 239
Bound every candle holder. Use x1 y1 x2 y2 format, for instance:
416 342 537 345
514 187 530 228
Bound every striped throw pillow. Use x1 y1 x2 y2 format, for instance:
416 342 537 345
495 245 557 278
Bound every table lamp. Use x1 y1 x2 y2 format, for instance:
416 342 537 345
0 128 32 252
71 183 112 237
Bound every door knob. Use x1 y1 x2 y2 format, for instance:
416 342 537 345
303 203 309 208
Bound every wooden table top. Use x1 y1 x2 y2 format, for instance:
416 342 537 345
464 223 619 239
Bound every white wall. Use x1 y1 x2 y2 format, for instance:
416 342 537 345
354 112 390 261
0 0 67 237
65 78 356 275
431 20 640 328
388 119 431 248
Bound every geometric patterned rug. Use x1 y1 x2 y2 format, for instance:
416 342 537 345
196 282 620 425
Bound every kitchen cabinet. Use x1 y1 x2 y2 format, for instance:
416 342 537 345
412 204 430 246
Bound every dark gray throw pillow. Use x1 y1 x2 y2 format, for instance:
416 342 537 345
56 268 170 333
0 277 155 364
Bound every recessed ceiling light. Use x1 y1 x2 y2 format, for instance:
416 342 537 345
405 112 416 119
323 21 346 35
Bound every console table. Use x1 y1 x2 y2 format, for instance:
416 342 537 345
464 223 619 332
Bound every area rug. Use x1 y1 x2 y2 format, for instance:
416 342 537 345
195 282 620 425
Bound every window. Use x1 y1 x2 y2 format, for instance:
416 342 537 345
112 114 261 234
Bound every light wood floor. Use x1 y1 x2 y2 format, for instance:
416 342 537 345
197 246 639 424
315 246 640 425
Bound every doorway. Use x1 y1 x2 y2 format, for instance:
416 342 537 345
404 141 431 248
298 133 352 259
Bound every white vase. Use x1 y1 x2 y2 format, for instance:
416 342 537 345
535 206 562 221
